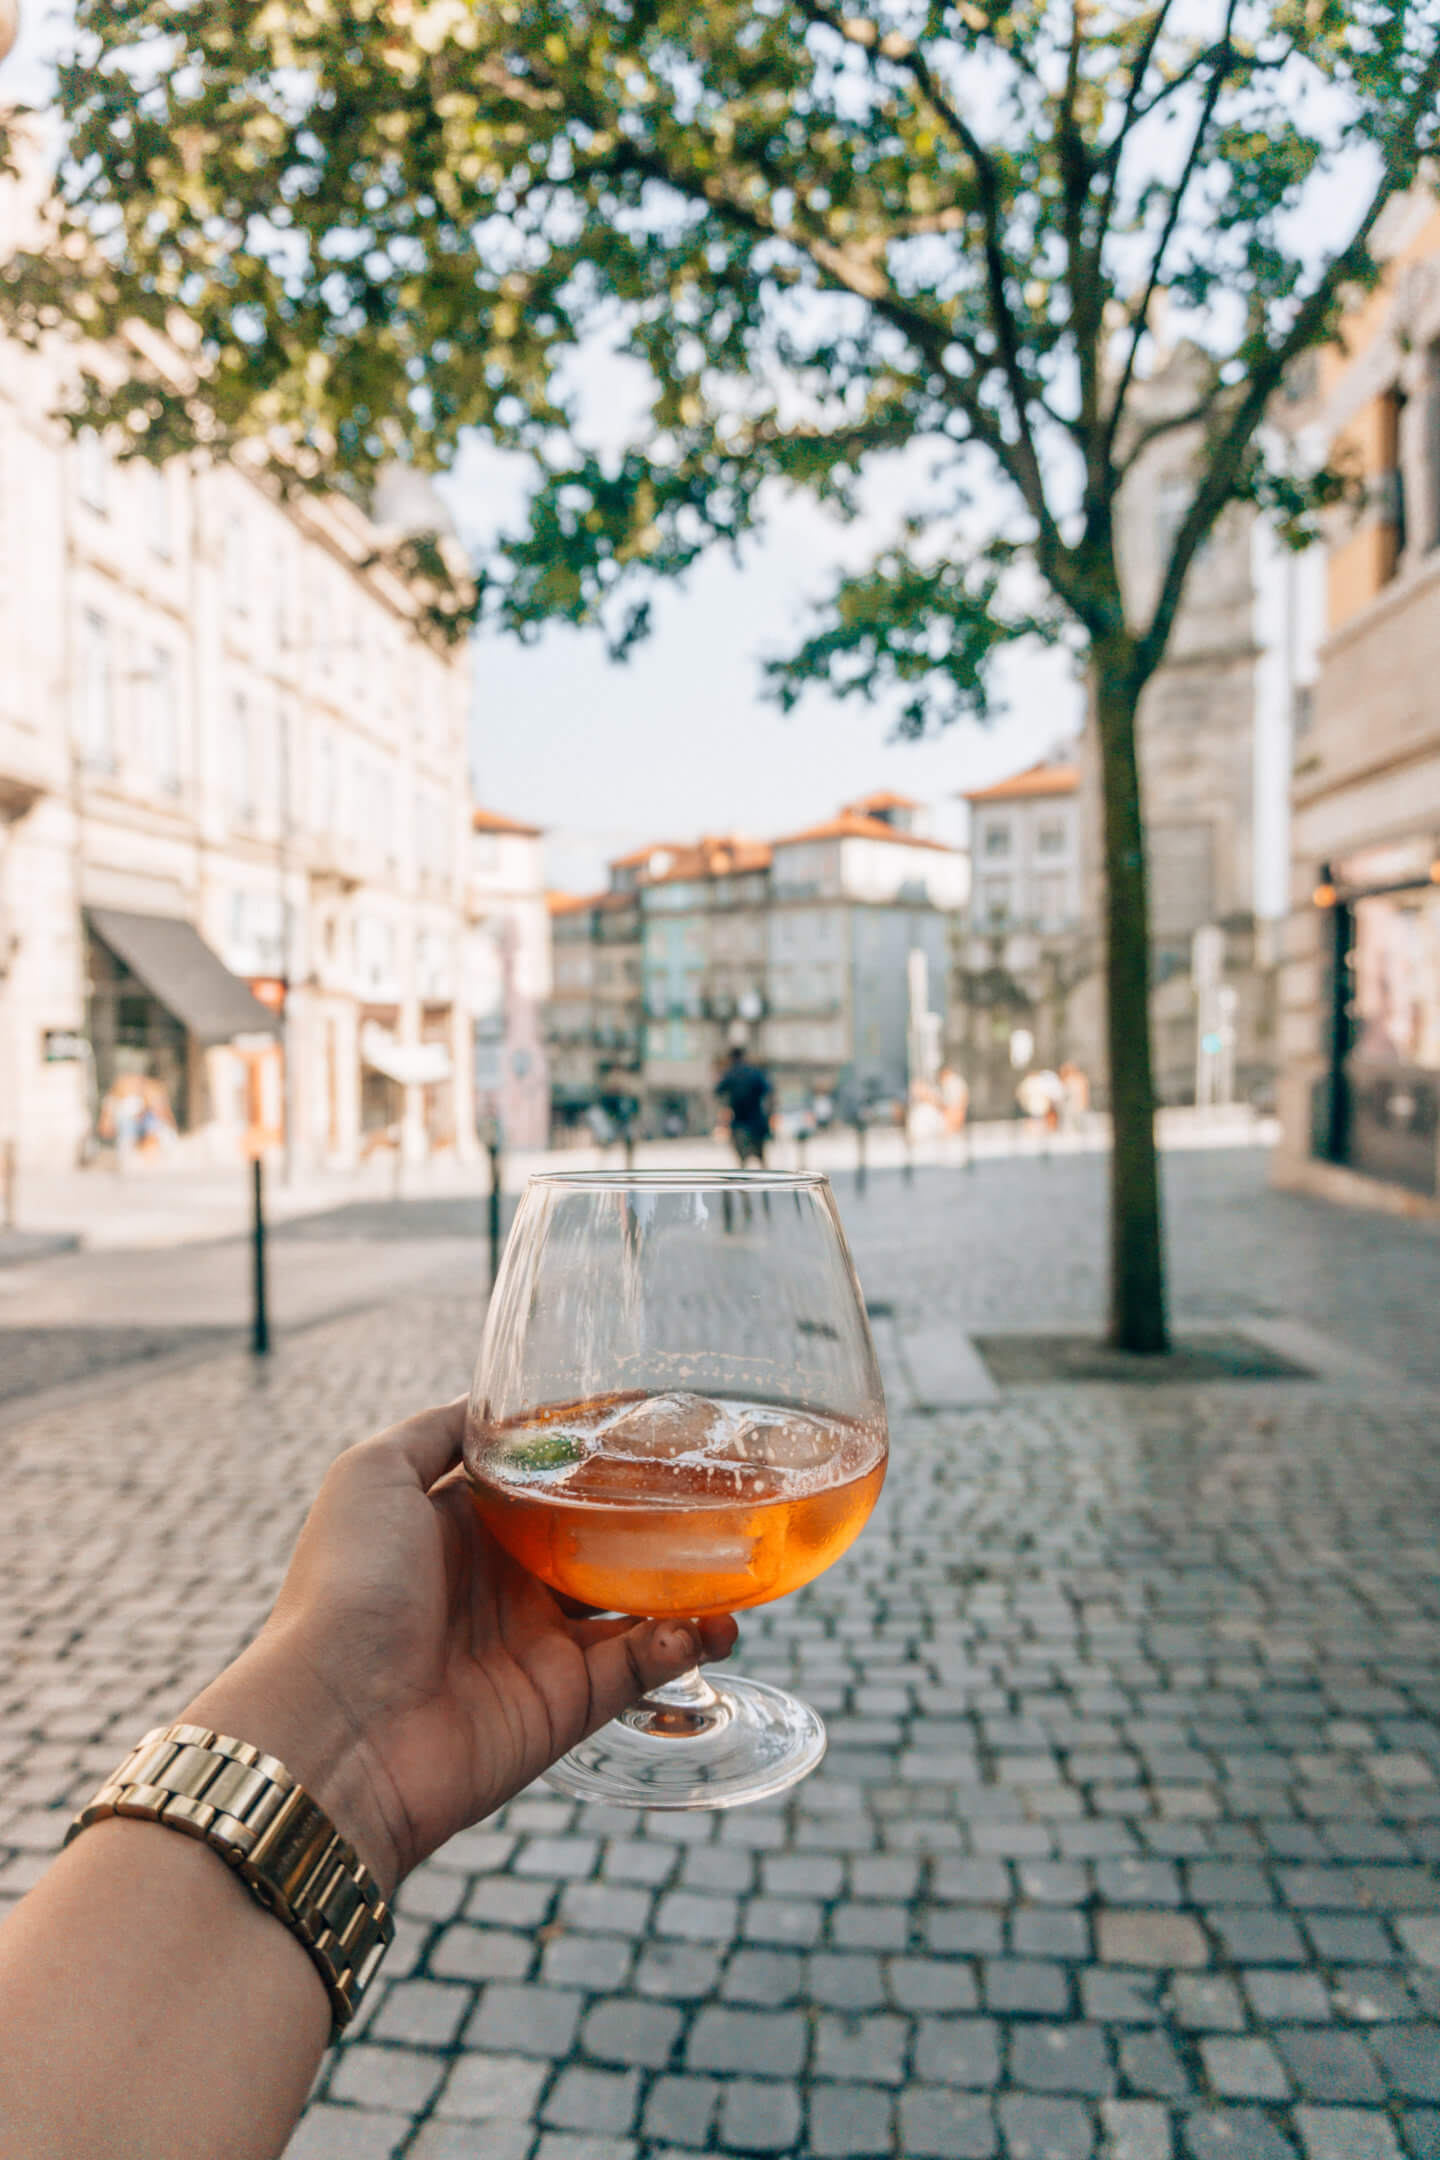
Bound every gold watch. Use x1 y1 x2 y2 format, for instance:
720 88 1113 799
67 1722 394 2036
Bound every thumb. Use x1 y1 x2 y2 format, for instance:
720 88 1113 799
579 1616 724 1733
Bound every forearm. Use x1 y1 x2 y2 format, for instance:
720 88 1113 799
0 1819 330 2160
0 1635 398 2160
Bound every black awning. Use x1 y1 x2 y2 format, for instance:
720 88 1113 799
87 908 279 1045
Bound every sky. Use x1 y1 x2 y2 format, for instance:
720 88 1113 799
455 461 1081 897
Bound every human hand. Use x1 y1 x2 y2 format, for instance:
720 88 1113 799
184 1401 737 1894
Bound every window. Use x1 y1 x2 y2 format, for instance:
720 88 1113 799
225 514 250 612
353 914 397 991
417 932 452 1001
78 610 113 767
149 648 179 790
1036 821 1066 856
228 693 254 820
144 464 172 558
76 429 110 514
983 823 1011 858
1036 871 1067 931
227 891 287 975
1149 823 1216 940
1378 386 1408 581
313 733 336 832
982 877 1012 929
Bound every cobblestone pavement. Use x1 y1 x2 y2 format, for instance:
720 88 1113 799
3 1159 1440 2157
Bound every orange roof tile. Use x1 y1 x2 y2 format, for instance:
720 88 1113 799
841 788 923 813
474 805 543 836
963 762 1079 804
770 811 955 853
546 891 600 917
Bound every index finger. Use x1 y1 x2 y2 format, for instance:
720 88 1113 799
367 1398 468 1490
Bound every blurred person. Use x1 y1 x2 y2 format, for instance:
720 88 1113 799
716 1044 773 1167
939 1066 970 1134
97 1072 146 1168
1058 1060 1089 1132
0 1400 737 2160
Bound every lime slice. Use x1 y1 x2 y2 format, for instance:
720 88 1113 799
500 1431 583 1478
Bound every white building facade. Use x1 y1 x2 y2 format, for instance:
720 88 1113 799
0 299 476 1176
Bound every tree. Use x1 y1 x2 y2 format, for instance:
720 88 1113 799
7 0 1438 1348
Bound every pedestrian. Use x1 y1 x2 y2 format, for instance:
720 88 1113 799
1058 1059 1089 1133
715 1043 773 1167
938 1065 970 1134
0 1400 737 2159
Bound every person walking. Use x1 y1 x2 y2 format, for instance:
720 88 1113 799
716 1044 773 1167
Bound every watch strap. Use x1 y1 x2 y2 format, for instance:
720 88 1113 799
67 1721 394 2035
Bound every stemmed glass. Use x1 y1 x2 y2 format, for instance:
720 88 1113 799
463 1170 888 1809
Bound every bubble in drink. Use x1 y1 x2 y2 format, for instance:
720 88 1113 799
466 1390 887 1616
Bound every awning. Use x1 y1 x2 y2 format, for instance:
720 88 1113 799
87 908 280 1045
360 1021 451 1087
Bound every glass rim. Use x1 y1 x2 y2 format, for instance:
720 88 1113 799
524 1168 831 1193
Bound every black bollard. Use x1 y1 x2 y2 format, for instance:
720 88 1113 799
251 1155 270 1356
854 1117 867 1197
488 1133 503 1286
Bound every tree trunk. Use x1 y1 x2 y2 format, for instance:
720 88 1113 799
1095 650 1169 1353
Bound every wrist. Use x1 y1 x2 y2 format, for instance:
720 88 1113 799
180 1631 403 1898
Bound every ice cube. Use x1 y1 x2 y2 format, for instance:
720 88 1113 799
713 1406 842 1476
596 1391 735 1462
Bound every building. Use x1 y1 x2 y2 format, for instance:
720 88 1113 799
467 808 551 1150
546 893 600 1128
641 836 772 1131
764 809 967 1117
952 352 1313 1121
0 178 476 1176
948 761 1090 1119
544 802 968 1135
1276 187 1440 1203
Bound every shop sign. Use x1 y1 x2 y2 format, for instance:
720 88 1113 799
42 1030 88 1063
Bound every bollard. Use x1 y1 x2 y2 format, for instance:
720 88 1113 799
488 1134 503 1286
623 1127 636 1175
251 1156 270 1357
854 1118 867 1197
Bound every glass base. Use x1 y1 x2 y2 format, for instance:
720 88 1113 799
543 1667 827 1810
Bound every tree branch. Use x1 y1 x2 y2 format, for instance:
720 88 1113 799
1101 0 1239 471
1115 384 1226 479
792 0 1068 587
1135 25 1440 682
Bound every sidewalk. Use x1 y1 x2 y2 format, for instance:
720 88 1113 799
1 1151 1438 2160
4 1104 1278 1256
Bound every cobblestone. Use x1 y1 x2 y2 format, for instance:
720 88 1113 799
1 1157 1439 2160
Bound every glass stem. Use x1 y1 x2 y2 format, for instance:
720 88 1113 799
621 1664 730 1739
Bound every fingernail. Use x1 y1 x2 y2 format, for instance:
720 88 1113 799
656 1624 699 1664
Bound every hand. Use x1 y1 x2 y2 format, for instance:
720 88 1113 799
184 1401 737 1893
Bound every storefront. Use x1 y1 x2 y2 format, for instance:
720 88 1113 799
1311 841 1440 1196
359 1017 451 1157
85 908 279 1153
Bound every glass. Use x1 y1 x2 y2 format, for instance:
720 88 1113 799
464 1170 888 1808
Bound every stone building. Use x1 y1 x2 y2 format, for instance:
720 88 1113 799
0 177 476 1176
1071 348 1297 1110
763 809 967 1119
640 836 772 1133
1276 188 1440 1204
467 809 552 1150
543 802 967 1136
948 761 1092 1120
